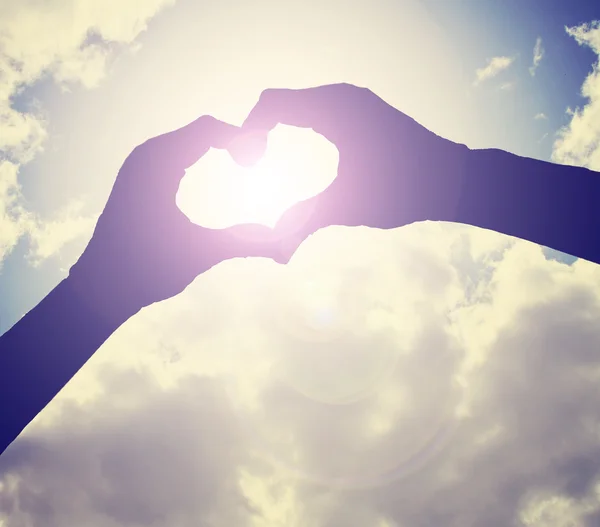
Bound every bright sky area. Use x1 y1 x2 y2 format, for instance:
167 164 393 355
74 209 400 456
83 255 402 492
2 0 600 525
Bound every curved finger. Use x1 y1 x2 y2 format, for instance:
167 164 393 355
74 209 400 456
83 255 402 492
274 189 344 261
142 115 243 171
242 83 366 145
200 223 289 266
227 128 268 167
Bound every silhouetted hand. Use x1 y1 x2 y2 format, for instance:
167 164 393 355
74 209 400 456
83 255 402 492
242 83 468 257
69 116 282 320
0 115 289 455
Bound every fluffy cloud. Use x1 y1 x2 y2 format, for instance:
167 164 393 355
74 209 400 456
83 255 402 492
474 56 515 85
27 200 99 267
4 223 600 527
0 159 100 271
0 368 252 527
535 112 548 120
0 0 176 160
529 36 545 76
0 0 176 267
0 161 33 266
499 80 517 91
552 21 600 170
4 6 600 527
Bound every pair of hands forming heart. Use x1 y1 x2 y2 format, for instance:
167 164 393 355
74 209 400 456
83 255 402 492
69 83 468 323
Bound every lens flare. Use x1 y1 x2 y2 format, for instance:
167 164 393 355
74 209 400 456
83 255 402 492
225 274 468 490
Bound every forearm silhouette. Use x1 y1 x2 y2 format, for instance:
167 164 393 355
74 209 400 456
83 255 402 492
459 148 599 262
1 83 598 457
243 84 600 264
0 116 284 456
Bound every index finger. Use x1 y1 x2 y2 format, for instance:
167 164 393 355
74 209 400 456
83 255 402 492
141 115 242 171
242 83 365 144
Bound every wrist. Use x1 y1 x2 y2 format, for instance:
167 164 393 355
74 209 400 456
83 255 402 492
421 137 471 224
0 274 135 454
456 147 600 263
67 262 141 333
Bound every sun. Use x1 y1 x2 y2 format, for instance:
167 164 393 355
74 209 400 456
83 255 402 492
232 144 309 227
178 125 339 230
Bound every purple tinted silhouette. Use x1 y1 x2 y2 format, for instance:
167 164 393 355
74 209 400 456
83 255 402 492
2 83 599 456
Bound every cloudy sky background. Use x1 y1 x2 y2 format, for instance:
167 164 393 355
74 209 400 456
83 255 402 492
2 0 600 525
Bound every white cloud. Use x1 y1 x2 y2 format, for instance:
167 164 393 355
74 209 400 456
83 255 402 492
0 0 177 96
0 160 97 271
26 200 98 267
499 80 517 91
0 106 48 164
0 0 176 268
529 36 545 76
3 5 600 527
552 21 600 170
4 224 600 526
474 56 515 85
0 367 252 527
534 112 548 120
0 161 32 267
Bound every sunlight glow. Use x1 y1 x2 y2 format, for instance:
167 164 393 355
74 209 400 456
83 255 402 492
178 125 339 229
233 148 305 227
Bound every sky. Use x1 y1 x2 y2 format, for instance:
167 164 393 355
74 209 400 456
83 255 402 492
1 0 600 525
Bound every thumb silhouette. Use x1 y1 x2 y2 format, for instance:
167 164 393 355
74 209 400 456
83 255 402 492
204 222 290 265
273 186 346 262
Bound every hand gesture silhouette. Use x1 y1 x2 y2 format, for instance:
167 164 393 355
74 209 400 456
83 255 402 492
242 83 468 257
0 116 288 456
69 116 283 321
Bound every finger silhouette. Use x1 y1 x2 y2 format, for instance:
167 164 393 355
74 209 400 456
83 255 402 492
142 116 242 173
227 129 268 167
200 223 289 265
275 196 323 261
129 116 244 208
242 84 378 258
273 183 351 261
242 83 365 145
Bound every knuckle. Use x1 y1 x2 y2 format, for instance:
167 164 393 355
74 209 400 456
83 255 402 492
258 88 277 106
129 142 149 162
260 87 275 99
197 114 216 126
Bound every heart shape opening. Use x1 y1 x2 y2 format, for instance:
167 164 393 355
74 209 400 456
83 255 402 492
177 125 339 229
